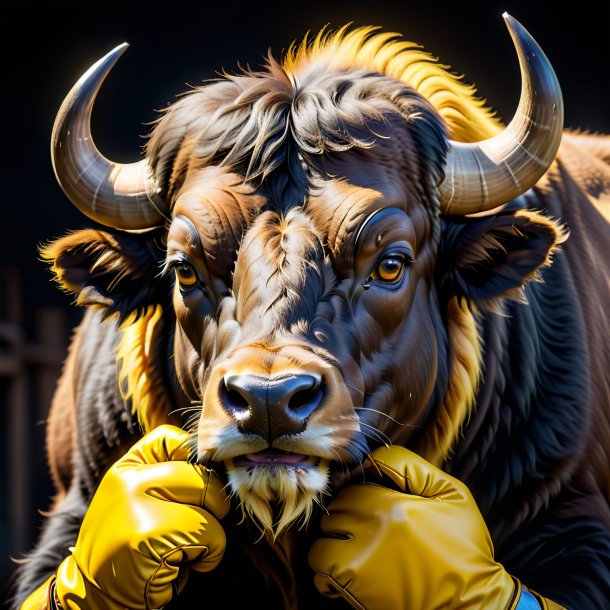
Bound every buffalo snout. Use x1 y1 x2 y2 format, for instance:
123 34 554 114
220 372 324 441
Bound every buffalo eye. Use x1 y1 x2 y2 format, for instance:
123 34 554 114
174 262 199 289
369 253 410 285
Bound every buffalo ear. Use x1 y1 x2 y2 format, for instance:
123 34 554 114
41 228 167 321
438 210 567 310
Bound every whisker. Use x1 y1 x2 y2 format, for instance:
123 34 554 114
184 413 201 431
187 416 201 436
328 447 348 473
343 381 365 399
354 407 405 426
168 405 202 418
359 422 392 448
360 430 386 446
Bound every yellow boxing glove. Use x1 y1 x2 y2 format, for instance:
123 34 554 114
22 425 229 610
309 445 565 610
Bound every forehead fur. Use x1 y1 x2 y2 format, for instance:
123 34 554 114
146 25 501 211
283 25 501 142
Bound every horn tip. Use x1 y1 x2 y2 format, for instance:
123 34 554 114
110 42 130 58
502 12 519 30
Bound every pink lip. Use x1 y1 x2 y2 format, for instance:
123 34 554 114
243 450 308 464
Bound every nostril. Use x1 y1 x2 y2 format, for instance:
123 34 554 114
287 383 324 419
221 372 325 428
220 377 250 416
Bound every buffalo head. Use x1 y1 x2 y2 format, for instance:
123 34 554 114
44 16 565 537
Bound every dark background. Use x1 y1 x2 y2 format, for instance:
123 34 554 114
2 0 609 600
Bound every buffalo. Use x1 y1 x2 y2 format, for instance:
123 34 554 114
14 14 610 610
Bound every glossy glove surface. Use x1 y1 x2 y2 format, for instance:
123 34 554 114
309 445 518 610
53 425 229 610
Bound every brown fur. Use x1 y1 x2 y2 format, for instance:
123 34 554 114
539 135 610 499
20 25 610 610
46 324 81 503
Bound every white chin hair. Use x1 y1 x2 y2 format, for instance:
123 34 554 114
226 462 329 539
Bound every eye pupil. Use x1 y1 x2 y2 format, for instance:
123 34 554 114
382 259 400 272
175 263 198 287
377 257 404 282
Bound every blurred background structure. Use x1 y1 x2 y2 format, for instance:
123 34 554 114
2 0 609 601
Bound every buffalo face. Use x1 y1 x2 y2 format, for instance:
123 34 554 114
164 125 450 534
45 20 566 536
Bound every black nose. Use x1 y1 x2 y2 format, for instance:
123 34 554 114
220 373 324 441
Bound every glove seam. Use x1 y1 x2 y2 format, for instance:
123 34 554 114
49 579 62 610
373 459 403 481
315 572 366 610
373 459 408 490
145 543 210 609
506 576 523 610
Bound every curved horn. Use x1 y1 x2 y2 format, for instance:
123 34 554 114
439 14 563 215
51 44 167 229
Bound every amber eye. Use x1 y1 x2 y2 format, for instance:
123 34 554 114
372 255 406 284
174 263 198 288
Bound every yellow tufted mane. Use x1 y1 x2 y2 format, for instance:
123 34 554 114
283 24 503 143
117 305 172 433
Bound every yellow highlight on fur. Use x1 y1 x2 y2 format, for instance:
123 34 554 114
283 25 503 143
418 297 481 465
117 305 171 433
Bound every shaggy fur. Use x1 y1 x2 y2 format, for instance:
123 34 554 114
12 25 610 610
